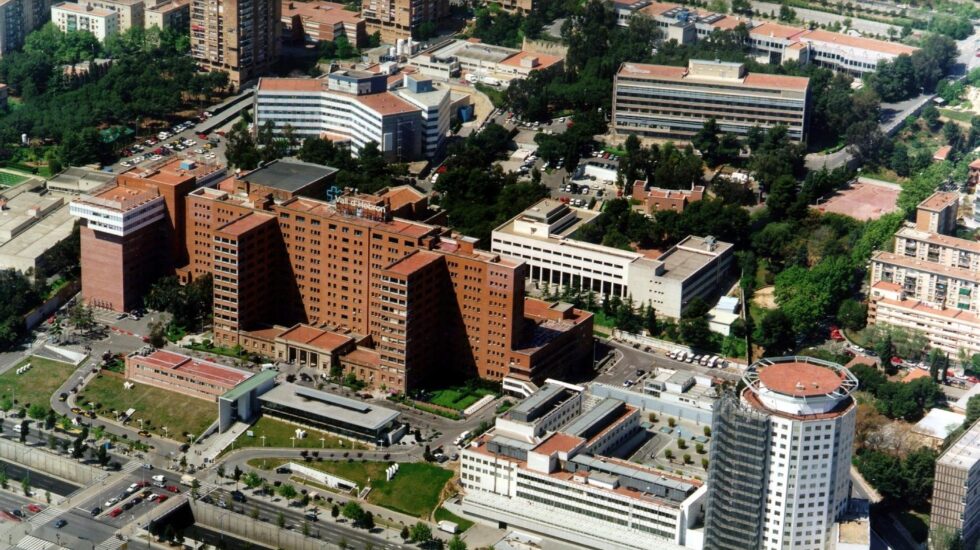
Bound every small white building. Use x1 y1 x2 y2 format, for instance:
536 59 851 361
51 2 120 41
708 296 741 335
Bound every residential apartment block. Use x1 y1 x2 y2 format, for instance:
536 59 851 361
145 0 188 30
191 0 280 87
0 0 51 56
929 419 980 549
460 382 707 550
60 0 144 30
867 193 980 356
632 181 704 214
704 356 858 550
612 59 810 142
360 0 445 42
282 0 364 46
254 71 450 160
52 1 120 40
621 2 917 76
491 198 734 318
74 158 592 394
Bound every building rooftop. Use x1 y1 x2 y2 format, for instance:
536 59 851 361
499 51 563 71
80 184 161 212
133 350 252 388
918 191 959 212
800 28 917 56
507 383 574 422
757 360 845 397
384 249 442 276
749 21 806 40
657 236 733 281
277 323 354 352
259 383 399 430
216 212 276 237
240 158 338 193
282 0 362 24
873 251 979 283
562 398 626 440
895 226 980 255
617 61 809 91
939 418 980 469
914 408 965 441
532 433 585 455
220 369 278 402
54 2 115 17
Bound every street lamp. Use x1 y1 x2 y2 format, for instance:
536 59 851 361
260 435 266 447
320 438 325 449
290 437 295 448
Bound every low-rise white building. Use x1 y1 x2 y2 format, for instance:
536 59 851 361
51 1 119 40
461 386 707 550
491 199 734 318
410 39 563 83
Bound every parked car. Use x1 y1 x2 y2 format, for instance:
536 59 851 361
109 508 123 518
26 504 42 513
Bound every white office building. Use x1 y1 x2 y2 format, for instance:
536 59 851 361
461 386 707 550
704 356 858 550
254 71 449 160
491 199 734 318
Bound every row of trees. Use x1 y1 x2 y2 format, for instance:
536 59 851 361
143 275 213 334
867 34 958 102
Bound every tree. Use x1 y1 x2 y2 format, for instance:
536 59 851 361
27 404 46 420
410 522 433 543
147 321 167 348
331 503 340 519
837 299 867 331
754 309 796 355
875 333 895 365
21 475 30 496
692 118 722 166
216 464 225 478
0 469 7 489
276 511 285 528
233 465 243 482
96 444 110 466
449 534 468 550
965 395 980 426
18 420 27 443
400 525 410 540
923 105 941 130
342 501 365 524
778 3 795 22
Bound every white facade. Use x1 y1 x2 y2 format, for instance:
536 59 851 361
52 1 120 40
69 193 165 237
491 199 734 318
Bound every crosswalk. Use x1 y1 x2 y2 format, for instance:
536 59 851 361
120 460 142 474
27 506 63 527
94 536 127 550
13 534 67 550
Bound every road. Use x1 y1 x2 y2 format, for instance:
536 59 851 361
597 339 743 389
206 487 411 550
749 1 900 36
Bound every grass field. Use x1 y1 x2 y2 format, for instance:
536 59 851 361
0 171 27 186
77 374 216 440
940 108 974 124
434 507 474 532
427 387 495 411
0 356 78 410
251 459 452 517
231 416 369 451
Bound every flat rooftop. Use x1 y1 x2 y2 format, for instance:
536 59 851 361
0 189 75 269
240 158 338 193
259 383 399 430
656 235 733 281
939 418 980 470
282 0 363 24
918 191 959 212
133 350 252 388
617 61 809 91
427 39 519 63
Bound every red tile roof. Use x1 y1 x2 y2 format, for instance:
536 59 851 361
750 21 806 40
800 28 917 56
278 323 353 351
217 212 275 237
384 250 442 276
919 191 958 212
533 433 585 455
134 350 251 388
617 62 808 90
282 0 363 25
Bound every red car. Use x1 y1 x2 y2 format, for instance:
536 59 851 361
197 133 208 140
165 485 179 493
155 495 168 504
26 504 42 513
109 508 123 518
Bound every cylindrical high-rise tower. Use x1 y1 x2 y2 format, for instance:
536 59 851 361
704 356 858 550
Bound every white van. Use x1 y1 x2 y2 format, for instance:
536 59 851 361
12 423 21 433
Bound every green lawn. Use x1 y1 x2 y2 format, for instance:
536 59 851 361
434 507 474 532
231 416 368 451
0 171 27 186
428 387 494 411
0 356 78 411
251 459 452 517
77 374 216 441
940 108 974 124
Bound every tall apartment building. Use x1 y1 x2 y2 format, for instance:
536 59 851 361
491 198 734 318
461 382 707 550
190 0 280 87
0 0 51 55
52 1 120 40
621 2 917 76
867 192 980 356
145 0 188 30
929 419 980 549
612 59 810 142
75 158 592 393
360 0 445 42
254 72 450 160
704 356 858 550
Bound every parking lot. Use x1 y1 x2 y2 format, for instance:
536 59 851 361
109 115 229 173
